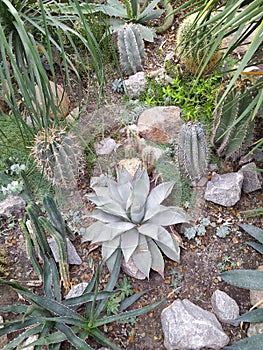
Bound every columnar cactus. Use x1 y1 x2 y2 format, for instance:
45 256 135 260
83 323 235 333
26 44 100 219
178 122 208 184
176 13 222 76
117 24 145 76
30 127 82 188
212 78 255 159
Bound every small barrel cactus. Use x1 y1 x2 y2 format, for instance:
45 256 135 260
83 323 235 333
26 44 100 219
176 13 222 76
178 122 208 184
30 127 82 188
117 24 145 76
212 78 255 159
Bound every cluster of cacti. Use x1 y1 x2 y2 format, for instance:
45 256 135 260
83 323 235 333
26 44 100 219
117 24 145 76
30 127 82 188
176 13 222 76
212 78 255 159
22 194 74 291
178 122 208 184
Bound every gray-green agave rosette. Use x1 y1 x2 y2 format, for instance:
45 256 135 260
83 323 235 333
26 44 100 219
82 168 189 278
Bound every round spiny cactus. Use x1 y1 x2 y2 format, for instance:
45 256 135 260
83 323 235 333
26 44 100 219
176 13 222 76
30 127 82 188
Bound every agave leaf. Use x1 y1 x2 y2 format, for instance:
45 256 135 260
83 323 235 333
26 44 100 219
116 166 133 184
220 270 263 290
132 236 152 278
106 177 125 205
146 206 189 226
86 193 110 206
16 330 67 348
136 23 156 42
1 324 44 350
239 223 263 244
248 242 263 256
119 290 148 311
105 248 121 273
121 228 139 263
90 209 123 223
126 168 149 211
137 0 163 22
102 235 121 262
224 333 263 350
138 223 159 240
147 238 165 278
117 182 133 205
82 221 110 242
147 181 175 205
155 227 180 262
237 308 263 323
98 201 129 221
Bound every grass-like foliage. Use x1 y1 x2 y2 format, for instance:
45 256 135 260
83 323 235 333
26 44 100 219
0 248 164 350
82 167 189 278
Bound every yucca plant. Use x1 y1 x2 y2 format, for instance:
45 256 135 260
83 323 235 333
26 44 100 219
82 167 189 278
221 223 263 350
30 126 82 188
0 249 164 350
0 0 104 146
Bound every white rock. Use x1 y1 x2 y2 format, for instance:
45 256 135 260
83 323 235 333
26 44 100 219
66 282 89 299
211 290 240 326
48 238 82 265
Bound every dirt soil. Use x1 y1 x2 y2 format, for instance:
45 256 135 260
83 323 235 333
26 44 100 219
1 6 263 350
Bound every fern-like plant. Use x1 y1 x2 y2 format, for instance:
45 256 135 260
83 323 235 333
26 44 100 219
30 127 82 188
117 24 145 75
178 122 208 184
212 78 255 159
82 167 189 278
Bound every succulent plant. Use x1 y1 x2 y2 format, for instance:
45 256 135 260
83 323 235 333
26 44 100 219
112 78 124 93
117 24 145 76
178 122 208 184
30 127 82 188
176 13 222 76
82 167 189 278
212 78 255 159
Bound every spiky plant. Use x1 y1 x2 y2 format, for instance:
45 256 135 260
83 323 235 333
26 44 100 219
117 24 145 76
212 78 255 160
112 78 124 93
30 127 82 188
82 167 189 278
178 122 208 184
176 13 222 76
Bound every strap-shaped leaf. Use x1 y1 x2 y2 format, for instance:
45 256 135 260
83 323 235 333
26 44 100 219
102 235 121 261
237 308 263 323
90 209 123 223
137 0 163 22
147 238 165 278
121 228 139 263
132 235 151 278
55 323 93 350
88 327 122 350
146 206 189 226
145 181 175 214
221 270 263 290
83 221 134 243
155 227 180 262
239 223 263 244
2 324 44 350
224 333 263 350
248 242 263 256
138 223 159 240
16 330 67 348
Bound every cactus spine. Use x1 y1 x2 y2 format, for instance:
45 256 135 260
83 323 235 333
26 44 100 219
212 78 255 159
117 24 145 76
178 122 208 183
30 127 82 188
176 13 222 76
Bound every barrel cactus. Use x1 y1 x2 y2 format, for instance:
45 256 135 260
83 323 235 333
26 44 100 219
178 122 208 184
212 78 255 159
117 24 145 76
30 127 82 187
176 13 222 76
82 167 189 278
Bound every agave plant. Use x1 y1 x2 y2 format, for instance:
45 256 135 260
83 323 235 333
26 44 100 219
221 223 263 350
82 167 189 278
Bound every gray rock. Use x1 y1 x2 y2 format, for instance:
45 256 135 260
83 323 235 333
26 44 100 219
239 162 262 193
124 72 147 99
137 106 182 144
211 290 240 326
95 137 118 156
48 238 82 265
0 195 26 218
247 322 263 337
204 172 244 207
66 282 89 299
161 299 229 350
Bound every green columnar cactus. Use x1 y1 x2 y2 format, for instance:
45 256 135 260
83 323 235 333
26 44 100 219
30 127 82 188
212 78 255 159
178 122 208 184
117 24 145 76
176 13 222 76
